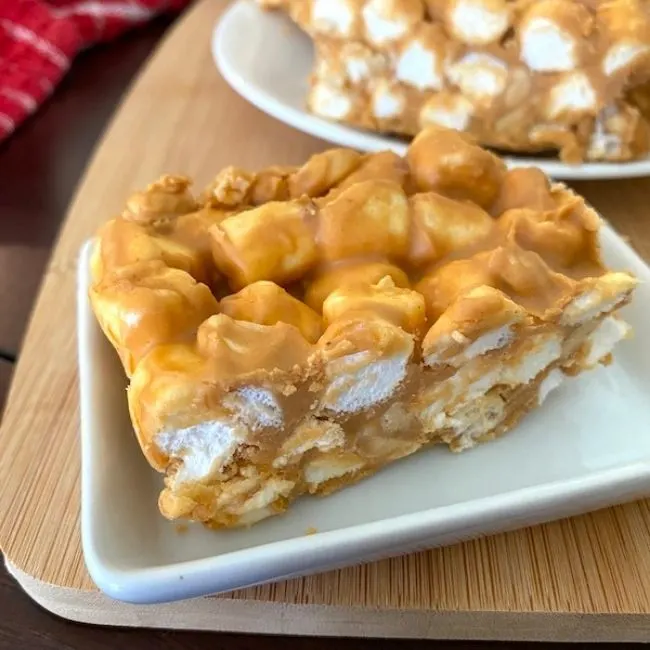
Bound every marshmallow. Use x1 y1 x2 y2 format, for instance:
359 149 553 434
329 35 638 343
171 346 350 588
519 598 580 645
410 191 493 260
587 103 645 161
604 43 650 76
372 80 406 119
323 277 426 335
361 0 424 47
340 42 387 83
210 200 318 289
309 82 353 120
220 281 323 343
599 0 650 76
519 0 592 73
318 179 410 261
445 0 510 46
407 126 506 209
546 72 598 120
395 24 446 91
305 261 410 312
419 92 474 132
311 0 356 37
446 52 508 106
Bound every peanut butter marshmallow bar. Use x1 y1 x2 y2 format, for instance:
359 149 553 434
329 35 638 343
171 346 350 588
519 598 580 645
259 0 650 163
90 127 636 529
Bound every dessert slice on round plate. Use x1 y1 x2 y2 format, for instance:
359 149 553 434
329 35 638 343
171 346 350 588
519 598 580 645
214 0 650 180
258 0 650 165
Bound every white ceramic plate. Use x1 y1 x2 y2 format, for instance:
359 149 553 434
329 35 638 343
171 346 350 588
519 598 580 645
79 227 650 605
213 0 650 181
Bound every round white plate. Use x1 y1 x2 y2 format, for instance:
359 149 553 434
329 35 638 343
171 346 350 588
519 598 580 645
214 0 650 181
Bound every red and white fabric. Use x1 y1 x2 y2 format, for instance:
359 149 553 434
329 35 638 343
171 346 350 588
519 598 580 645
0 0 190 141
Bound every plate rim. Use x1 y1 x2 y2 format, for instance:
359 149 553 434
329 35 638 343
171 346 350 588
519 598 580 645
79 221 650 604
213 0 650 182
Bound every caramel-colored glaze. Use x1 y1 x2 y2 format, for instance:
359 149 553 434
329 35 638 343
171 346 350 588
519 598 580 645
123 175 198 224
201 166 256 208
422 285 527 362
220 281 323 343
304 261 411 312
410 191 494 261
327 150 413 197
195 315 316 382
210 198 319 289
323 276 427 336
416 254 496 322
407 127 507 208
491 168 557 216
318 179 411 261
94 184 231 289
287 148 364 198
90 261 219 377
90 126 637 529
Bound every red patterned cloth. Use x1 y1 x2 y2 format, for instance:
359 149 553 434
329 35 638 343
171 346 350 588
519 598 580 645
0 0 190 141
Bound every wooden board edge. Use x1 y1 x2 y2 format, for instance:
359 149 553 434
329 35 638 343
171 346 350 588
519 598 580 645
7 559 650 642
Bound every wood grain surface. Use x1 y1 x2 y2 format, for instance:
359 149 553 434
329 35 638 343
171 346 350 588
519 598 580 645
0 13 175 357
0 360 12 415
0 560 619 650
2 0 650 640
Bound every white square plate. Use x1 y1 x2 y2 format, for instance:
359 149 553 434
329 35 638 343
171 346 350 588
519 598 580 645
79 227 650 605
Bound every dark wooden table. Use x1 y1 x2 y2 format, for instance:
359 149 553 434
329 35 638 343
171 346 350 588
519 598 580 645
0 11 643 650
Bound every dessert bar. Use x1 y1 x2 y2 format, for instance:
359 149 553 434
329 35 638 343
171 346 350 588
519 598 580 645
89 127 636 528
260 0 650 162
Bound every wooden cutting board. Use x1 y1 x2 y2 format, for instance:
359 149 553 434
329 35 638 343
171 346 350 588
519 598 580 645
3 0 650 641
